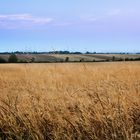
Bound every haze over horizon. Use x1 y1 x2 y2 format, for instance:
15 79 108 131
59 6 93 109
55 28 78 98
0 0 140 53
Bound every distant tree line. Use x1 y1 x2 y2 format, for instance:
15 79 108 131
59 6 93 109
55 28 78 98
110 56 140 62
0 51 139 55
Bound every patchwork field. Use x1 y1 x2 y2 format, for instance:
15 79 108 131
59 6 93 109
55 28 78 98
0 62 140 140
0 54 140 63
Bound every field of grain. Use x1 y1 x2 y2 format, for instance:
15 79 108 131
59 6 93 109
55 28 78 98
0 62 140 140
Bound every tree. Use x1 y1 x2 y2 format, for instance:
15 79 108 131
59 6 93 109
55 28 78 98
0 57 6 63
8 54 18 63
65 57 69 62
112 56 116 61
80 58 84 62
31 57 35 63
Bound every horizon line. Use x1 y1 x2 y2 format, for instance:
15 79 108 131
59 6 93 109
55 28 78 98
0 51 140 54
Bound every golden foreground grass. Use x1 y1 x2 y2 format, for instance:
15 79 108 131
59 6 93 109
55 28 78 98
0 62 140 140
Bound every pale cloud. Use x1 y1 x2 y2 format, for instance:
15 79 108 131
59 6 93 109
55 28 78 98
80 15 97 21
80 9 121 22
0 14 53 29
108 9 121 16
53 22 73 26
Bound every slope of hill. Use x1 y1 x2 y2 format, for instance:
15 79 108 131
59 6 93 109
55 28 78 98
0 54 139 63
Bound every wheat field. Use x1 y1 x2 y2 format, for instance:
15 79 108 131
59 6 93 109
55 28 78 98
0 62 140 140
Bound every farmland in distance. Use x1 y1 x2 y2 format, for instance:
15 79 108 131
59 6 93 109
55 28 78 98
0 53 140 63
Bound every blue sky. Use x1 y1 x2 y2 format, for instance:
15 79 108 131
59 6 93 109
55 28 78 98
0 0 140 52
